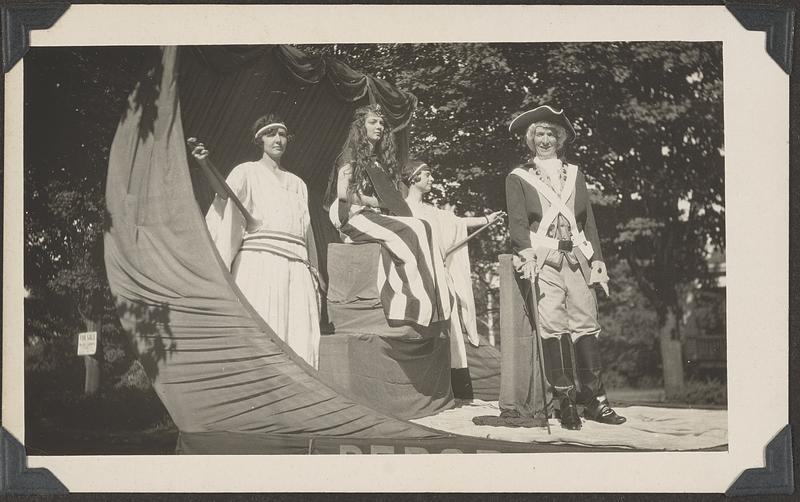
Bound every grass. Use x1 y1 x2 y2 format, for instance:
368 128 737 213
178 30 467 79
608 379 727 409
607 387 666 404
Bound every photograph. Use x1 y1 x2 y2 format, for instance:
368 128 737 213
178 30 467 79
3 3 790 493
22 41 728 456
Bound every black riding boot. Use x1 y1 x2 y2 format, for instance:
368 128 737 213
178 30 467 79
542 336 581 430
574 335 626 425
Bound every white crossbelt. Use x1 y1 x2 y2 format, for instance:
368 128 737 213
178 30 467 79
511 166 594 260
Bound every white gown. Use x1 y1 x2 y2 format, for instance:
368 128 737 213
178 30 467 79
206 159 321 369
407 201 480 369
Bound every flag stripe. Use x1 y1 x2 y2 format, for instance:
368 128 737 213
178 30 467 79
341 211 448 326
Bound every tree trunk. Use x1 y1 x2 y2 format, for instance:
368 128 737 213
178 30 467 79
83 355 101 395
486 288 496 346
658 306 685 399
83 318 101 395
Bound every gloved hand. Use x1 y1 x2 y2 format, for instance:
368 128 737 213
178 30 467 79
486 210 506 224
590 260 610 296
515 248 540 281
190 141 209 161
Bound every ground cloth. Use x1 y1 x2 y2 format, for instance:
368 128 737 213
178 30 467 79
412 400 728 451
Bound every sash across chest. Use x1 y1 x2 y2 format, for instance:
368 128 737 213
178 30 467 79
510 166 594 260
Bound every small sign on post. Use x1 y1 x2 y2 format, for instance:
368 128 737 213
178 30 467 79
77 331 98 356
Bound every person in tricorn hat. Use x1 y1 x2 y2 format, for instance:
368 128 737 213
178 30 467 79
402 159 503 398
505 105 626 430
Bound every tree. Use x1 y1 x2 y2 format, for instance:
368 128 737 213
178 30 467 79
24 47 151 391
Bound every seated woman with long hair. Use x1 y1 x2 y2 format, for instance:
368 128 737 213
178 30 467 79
329 104 450 328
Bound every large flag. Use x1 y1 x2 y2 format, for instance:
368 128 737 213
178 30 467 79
339 211 451 328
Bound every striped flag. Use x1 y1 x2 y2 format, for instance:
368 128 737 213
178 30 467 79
341 211 452 327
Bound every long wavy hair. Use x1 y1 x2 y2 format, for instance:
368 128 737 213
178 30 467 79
340 104 399 197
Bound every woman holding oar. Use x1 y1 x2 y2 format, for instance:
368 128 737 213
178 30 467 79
191 114 321 369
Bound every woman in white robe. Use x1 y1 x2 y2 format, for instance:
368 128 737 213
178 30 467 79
402 159 503 392
193 115 321 369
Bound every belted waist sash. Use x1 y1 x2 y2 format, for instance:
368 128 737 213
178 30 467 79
530 229 594 259
241 230 307 258
238 230 325 296
529 230 593 283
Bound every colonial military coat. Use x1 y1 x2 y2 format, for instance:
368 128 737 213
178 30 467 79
505 160 604 279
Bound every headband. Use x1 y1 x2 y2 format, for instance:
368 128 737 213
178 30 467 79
404 163 430 184
254 122 288 140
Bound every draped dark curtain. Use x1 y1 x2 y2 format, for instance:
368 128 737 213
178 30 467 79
177 45 417 282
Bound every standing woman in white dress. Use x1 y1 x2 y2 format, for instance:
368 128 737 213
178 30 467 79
193 114 321 369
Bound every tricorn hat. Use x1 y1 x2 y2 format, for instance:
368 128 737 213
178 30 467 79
508 105 576 143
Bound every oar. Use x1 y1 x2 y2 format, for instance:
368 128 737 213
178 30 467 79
187 138 259 231
443 214 503 260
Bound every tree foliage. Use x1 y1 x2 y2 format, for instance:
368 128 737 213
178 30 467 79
24 47 149 378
